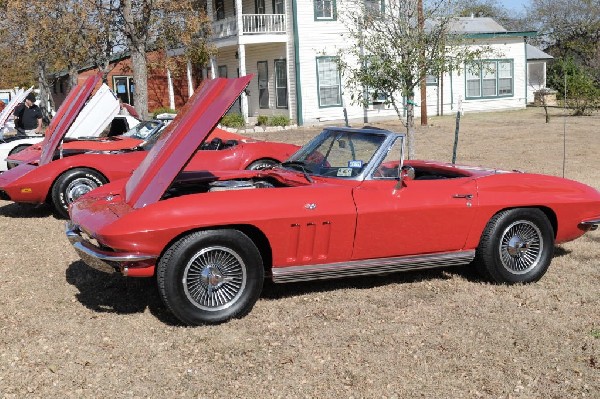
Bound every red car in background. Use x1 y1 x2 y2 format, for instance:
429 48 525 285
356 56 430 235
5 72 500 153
66 76 600 326
0 76 299 217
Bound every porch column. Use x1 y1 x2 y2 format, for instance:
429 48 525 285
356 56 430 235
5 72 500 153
187 60 194 97
206 0 213 20
238 43 248 121
236 0 243 36
207 1 215 79
209 58 216 79
167 68 175 110
285 1 293 122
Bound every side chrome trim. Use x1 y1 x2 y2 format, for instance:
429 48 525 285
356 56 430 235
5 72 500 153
66 222 157 274
272 250 475 283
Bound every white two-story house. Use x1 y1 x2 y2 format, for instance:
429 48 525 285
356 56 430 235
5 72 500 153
194 1 540 125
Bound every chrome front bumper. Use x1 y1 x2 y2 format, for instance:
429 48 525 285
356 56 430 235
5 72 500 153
66 222 157 274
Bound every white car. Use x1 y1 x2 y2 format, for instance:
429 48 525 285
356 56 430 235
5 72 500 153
0 84 139 171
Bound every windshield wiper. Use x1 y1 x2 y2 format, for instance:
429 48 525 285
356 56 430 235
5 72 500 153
280 161 314 183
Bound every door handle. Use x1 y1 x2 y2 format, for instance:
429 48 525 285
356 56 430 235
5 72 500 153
453 194 473 199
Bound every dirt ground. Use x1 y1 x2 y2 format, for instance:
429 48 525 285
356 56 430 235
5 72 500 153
0 106 598 398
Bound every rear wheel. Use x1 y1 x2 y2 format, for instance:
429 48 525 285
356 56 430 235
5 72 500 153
157 229 264 326
51 168 107 218
475 208 554 284
6 144 31 169
246 158 278 170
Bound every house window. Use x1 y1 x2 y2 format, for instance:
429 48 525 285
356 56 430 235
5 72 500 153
218 65 228 78
317 56 342 107
528 62 544 87
365 0 384 13
215 0 225 20
273 0 284 13
426 71 438 86
466 60 513 99
258 61 269 109
314 0 336 20
113 76 135 105
255 0 265 14
275 59 288 109
363 57 387 103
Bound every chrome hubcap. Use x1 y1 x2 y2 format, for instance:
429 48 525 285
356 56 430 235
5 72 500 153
499 220 543 274
65 177 99 204
183 246 247 311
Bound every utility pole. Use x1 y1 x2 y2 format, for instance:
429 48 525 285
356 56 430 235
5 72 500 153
418 0 427 126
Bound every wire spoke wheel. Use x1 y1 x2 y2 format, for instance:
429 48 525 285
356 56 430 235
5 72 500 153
183 246 247 311
499 220 543 274
158 230 264 325
476 208 554 284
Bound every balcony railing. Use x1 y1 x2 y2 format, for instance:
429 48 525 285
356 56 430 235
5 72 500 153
212 14 286 39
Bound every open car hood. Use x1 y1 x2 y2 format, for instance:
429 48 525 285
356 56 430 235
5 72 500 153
0 87 33 129
124 75 253 209
64 83 120 139
39 73 101 166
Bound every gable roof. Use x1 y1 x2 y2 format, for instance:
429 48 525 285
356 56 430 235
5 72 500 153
527 44 553 60
450 17 507 33
426 16 536 39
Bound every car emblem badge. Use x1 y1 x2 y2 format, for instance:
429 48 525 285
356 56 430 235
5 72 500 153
305 203 316 210
106 195 114 201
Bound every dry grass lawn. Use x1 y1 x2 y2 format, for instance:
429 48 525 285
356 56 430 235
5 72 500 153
0 106 598 398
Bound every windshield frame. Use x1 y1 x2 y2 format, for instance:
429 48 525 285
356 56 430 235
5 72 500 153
284 127 404 181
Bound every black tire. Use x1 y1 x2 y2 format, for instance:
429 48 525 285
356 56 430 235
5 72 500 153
6 144 31 169
475 208 554 284
51 168 108 218
246 158 278 170
157 229 264 325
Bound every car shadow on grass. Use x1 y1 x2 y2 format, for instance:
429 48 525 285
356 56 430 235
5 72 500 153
0 202 54 218
65 260 182 326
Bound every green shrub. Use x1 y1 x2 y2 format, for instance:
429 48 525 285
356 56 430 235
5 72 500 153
257 115 269 126
267 115 290 127
152 107 177 118
220 113 245 128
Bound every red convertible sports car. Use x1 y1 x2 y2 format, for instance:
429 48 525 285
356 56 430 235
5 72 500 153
0 78 298 218
67 76 600 326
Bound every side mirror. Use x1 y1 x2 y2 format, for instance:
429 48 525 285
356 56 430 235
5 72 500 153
400 165 415 180
394 165 415 191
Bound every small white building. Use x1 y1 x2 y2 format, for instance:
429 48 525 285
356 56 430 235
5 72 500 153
196 1 540 125
526 44 554 104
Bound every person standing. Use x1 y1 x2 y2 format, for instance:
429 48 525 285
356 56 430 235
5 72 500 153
14 92 43 136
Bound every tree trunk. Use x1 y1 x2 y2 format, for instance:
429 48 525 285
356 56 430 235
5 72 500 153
123 0 149 120
130 49 149 120
67 65 79 93
36 61 53 125
406 95 416 160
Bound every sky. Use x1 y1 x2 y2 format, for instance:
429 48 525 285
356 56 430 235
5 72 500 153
501 0 529 12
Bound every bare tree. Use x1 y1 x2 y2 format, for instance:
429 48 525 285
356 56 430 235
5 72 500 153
338 0 491 158
116 0 213 119
528 0 600 80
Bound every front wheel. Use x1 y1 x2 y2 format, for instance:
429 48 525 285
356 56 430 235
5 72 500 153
157 229 264 326
51 168 108 218
475 208 554 284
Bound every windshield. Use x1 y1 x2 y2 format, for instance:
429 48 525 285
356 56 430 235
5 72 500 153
285 129 387 178
122 120 163 140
